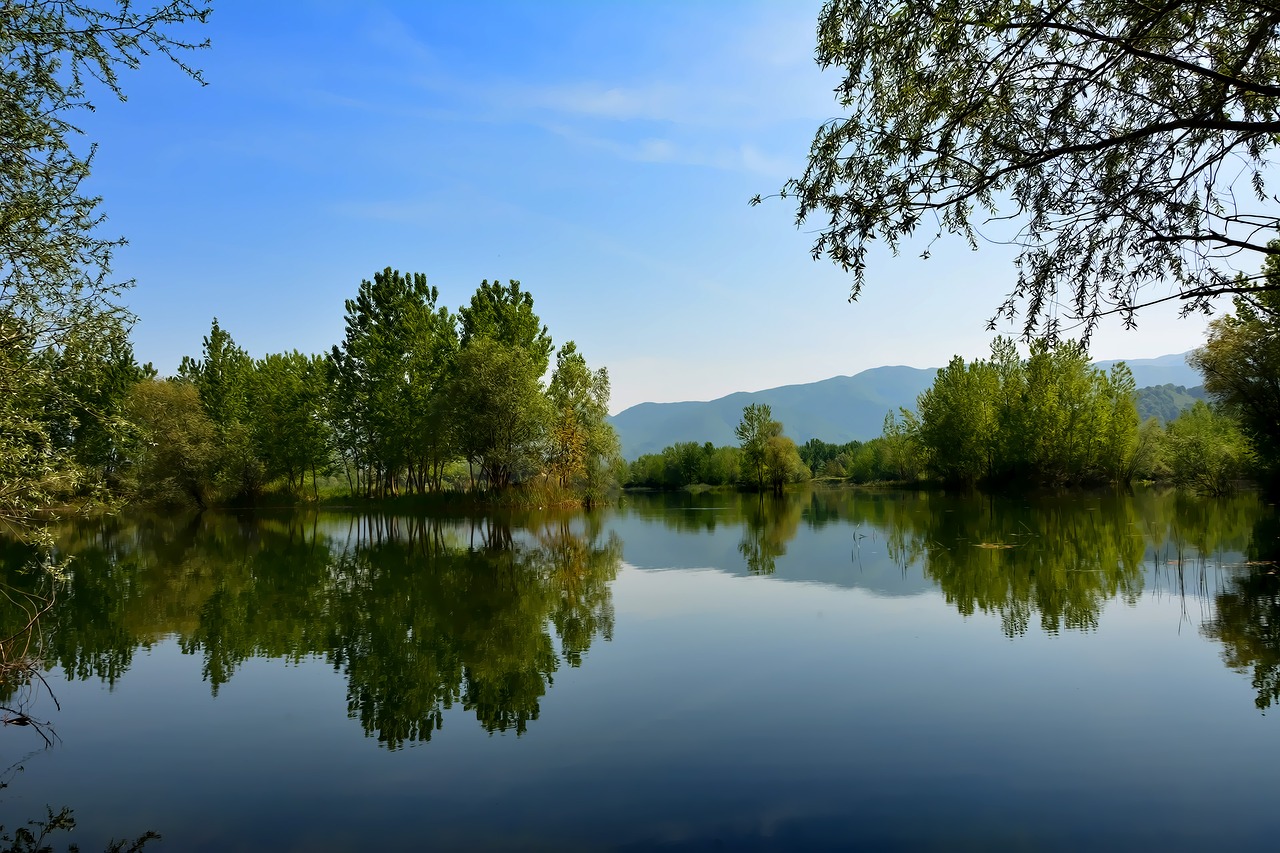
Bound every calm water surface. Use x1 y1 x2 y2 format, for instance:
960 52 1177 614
1 488 1277 851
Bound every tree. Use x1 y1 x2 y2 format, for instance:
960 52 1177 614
179 318 252 427
248 351 332 496
450 338 550 492
329 268 452 497
1163 401 1254 495
735 403 781 491
904 338 1142 485
546 341 619 501
914 356 998 485
458 279 553 375
763 434 809 494
179 318 263 500
122 379 220 508
763 0 1280 337
1190 254 1280 490
1 1 210 528
45 317 153 488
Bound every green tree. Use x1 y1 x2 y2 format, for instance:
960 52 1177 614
915 356 998 485
404 301 459 494
1163 401 1255 495
178 318 262 500
1099 364 1142 482
763 434 809 494
458 279 553 375
877 410 924 481
547 342 620 502
329 268 451 497
764 0 1280 335
122 379 220 508
43 316 152 489
903 338 1141 486
450 338 550 492
1190 257 1280 491
178 318 252 427
247 351 332 496
735 403 781 491
1 1 209 530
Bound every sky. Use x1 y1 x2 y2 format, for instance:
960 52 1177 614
82 0 1221 413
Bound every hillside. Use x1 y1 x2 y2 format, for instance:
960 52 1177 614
1136 384 1207 422
611 352 1204 460
1093 352 1202 388
611 366 939 459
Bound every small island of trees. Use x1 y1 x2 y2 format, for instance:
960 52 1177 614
14 270 622 512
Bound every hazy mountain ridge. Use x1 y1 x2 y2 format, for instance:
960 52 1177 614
611 353 1204 460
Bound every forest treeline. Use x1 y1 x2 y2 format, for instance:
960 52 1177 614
627 283 1280 497
25 270 621 509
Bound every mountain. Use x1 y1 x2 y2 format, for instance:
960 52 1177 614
611 366 939 459
611 352 1204 461
1136 384 1207 422
1093 352 1201 389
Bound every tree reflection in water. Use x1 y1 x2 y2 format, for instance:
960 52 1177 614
1202 513 1280 711
0 511 620 749
5 488 1280 730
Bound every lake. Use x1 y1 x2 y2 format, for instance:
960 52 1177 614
1 487 1277 851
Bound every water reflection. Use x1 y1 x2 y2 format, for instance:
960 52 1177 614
738 495 803 575
1 511 620 748
1202 513 1280 711
622 489 1274 637
1 488 1279 732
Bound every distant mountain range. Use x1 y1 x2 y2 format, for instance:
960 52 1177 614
610 352 1204 460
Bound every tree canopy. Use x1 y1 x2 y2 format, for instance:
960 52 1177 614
1 1 209 528
1190 253 1280 489
764 0 1280 337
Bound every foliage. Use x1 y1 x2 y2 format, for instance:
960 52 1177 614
861 411 925 482
450 338 550 492
178 318 262 500
121 379 219 508
765 0 1280 335
1163 401 1255 495
626 442 742 489
735 403 782 491
123 271 615 506
1191 256 1280 490
547 341 620 503
1136 384 1207 423
898 338 1142 486
763 435 810 493
328 269 456 498
798 438 861 478
44 319 153 488
457 279 553 375
1 0 208 530
247 351 332 496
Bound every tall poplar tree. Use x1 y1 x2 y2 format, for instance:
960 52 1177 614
547 341 619 501
736 404 782 491
330 268 454 496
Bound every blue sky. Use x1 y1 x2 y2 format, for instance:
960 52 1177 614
85 0 1216 413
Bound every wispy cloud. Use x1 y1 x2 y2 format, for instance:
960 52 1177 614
541 124 796 177
521 83 685 122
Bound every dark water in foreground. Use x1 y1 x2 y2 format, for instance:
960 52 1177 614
1 488 1278 851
